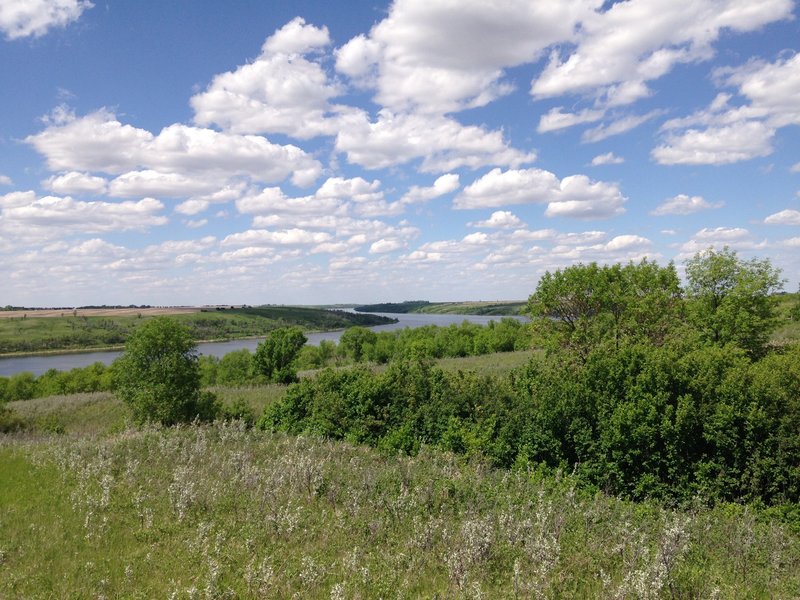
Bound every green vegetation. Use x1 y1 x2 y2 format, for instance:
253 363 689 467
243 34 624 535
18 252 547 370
1 421 798 598
353 300 525 315
114 317 219 425
0 306 394 355
2 248 799 596
253 326 307 384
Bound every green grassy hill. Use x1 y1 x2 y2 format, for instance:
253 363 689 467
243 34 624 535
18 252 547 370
0 307 394 355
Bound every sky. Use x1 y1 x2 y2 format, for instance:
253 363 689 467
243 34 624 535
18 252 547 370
0 0 798 307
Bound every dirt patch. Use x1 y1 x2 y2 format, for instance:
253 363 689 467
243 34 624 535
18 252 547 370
0 307 202 319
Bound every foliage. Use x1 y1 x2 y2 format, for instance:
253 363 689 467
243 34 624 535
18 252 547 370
338 326 377 362
262 338 800 506
527 259 682 359
353 300 432 313
685 246 784 356
113 317 219 425
253 327 307 384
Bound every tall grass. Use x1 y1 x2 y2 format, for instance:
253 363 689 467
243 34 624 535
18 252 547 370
2 423 798 598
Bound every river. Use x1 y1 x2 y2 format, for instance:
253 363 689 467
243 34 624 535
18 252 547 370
0 312 524 376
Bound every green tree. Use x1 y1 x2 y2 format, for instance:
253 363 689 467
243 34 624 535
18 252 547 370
339 326 377 362
253 326 307 384
685 247 784 356
114 317 218 425
526 259 681 358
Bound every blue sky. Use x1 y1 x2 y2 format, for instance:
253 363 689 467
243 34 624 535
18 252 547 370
1 0 798 306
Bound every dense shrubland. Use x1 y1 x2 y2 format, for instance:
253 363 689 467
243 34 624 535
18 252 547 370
260 249 800 506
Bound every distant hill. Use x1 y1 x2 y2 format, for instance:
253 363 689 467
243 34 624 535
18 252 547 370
354 300 525 316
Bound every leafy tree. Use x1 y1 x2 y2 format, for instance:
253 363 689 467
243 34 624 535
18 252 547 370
114 317 218 425
527 259 682 358
339 326 377 362
685 247 783 356
253 326 307 384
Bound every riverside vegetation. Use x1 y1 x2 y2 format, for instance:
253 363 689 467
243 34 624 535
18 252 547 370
1 247 800 597
0 305 394 355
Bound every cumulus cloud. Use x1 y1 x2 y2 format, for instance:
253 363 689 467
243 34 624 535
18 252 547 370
469 211 525 229
42 171 107 195
335 110 535 172
654 53 800 165
336 0 592 114
653 121 775 165
191 18 364 139
677 226 765 257
454 168 626 219
0 174 13 186
531 0 792 105
0 0 92 40
0 192 167 239
26 109 322 187
651 194 724 216
764 209 800 225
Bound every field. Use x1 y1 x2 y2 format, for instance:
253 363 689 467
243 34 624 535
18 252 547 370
0 307 394 355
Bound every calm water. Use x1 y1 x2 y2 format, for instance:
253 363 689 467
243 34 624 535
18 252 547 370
0 312 524 376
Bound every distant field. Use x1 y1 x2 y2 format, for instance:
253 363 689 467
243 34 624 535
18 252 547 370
0 307 394 355
0 307 200 319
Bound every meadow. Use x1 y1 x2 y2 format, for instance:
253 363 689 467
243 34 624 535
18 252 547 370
2 367 799 599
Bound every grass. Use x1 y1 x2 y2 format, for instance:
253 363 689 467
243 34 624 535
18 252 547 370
2 349 799 597
1 423 798 598
0 307 393 355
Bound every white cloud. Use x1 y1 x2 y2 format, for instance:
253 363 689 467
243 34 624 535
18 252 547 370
791 162 800 173
651 194 724 216
591 152 625 166
677 226 765 257
455 168 626 219
652 121 774 165
108 170 224 198
336 0 592 114
0 193 167 239
537 107 605 133
26 109 322 187
469 211 524 229
581 110 663 143
654 53 800 165
42 171 107 195
544 175 627 219
454 168 559 209
369 239 404 254
221 228 332 248
764 209 800 225
398 173 460 205
0 174 12 186
191 18 364 139
0 0 92 40
335 110 535 172
531 0 792 106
